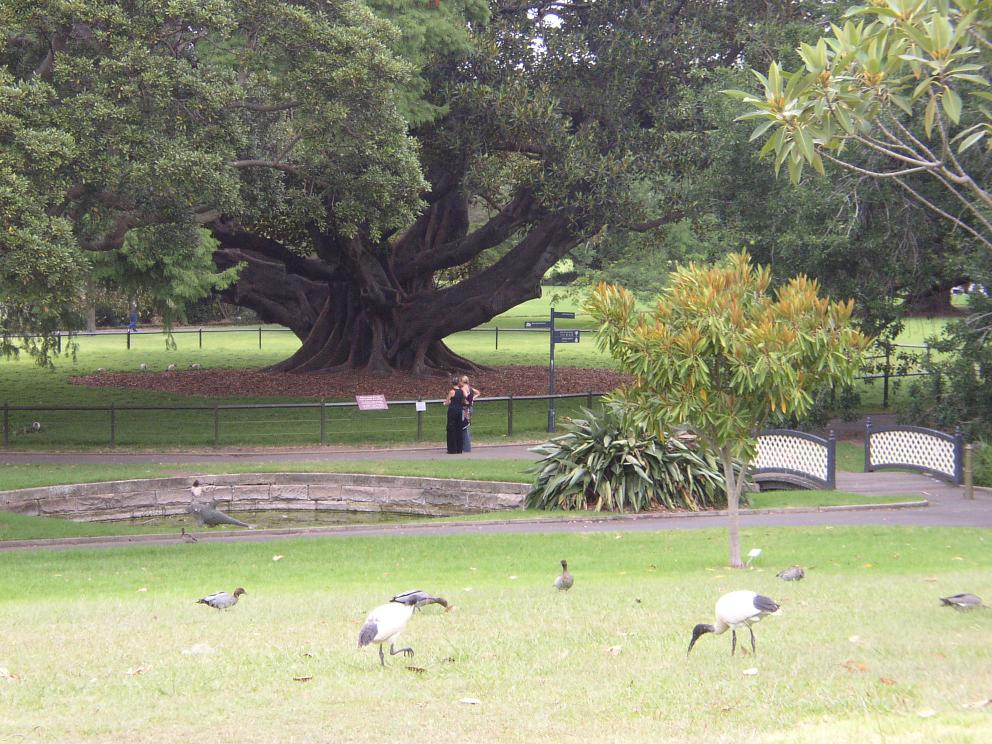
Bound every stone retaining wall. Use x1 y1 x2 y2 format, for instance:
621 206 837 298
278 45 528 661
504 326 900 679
0 473 529 522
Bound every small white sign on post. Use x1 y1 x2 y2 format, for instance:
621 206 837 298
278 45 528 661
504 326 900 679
415 400 427 412
355 394 389 411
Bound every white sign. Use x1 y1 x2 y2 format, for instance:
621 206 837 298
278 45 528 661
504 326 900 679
415 400 427 412
355 394 388 411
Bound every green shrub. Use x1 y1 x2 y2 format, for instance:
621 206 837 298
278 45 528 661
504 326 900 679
974 441 992 488
525 406 742 512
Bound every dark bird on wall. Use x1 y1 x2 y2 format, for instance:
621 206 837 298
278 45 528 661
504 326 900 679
187 501 252 529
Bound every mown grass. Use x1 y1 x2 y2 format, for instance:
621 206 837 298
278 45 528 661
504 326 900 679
0 527 989 742
747 490 923 509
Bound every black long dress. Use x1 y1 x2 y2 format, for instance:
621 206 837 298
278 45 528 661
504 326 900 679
446 387 466 454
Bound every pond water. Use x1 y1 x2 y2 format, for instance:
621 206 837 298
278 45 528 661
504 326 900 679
125 509 427 531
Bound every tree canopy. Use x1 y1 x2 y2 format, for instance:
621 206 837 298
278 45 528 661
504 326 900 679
2 0 835 373
728 0 992 251
587 253 870 566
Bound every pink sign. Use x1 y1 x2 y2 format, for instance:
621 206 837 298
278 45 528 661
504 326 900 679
355 394 389 411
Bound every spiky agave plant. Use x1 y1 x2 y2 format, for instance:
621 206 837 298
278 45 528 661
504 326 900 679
525 406 745 512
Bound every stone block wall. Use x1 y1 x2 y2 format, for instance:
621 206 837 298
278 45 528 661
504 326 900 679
0 473 529 522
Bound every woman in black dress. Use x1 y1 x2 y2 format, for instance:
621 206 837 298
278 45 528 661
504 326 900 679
444 376 465 454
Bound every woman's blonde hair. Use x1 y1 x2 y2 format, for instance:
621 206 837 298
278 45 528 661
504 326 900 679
460 375 470 385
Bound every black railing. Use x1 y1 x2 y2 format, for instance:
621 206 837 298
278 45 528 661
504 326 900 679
1 392 605 449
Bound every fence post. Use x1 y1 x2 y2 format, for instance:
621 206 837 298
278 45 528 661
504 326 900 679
319 399 326 446
57 332 62 354
258 327 262 349
882 342 890 409
964 443 974 500
416 399 424 441
2 403 8 448
213 405 220 447
110 402 117 447
495 326 499 351
507 394 513 437
826 430 836 490
954 426 964 485
586 390 593 408
199 328 203 349
127 330 131 350
864 416 872 473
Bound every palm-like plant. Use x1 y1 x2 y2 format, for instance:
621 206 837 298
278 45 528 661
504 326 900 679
526 406 744 512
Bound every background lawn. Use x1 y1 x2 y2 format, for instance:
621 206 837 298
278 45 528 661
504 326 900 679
0 527 989 742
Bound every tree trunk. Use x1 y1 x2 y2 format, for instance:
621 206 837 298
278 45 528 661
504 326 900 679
720 444 744 568
903 280 964 316
210 189 579 375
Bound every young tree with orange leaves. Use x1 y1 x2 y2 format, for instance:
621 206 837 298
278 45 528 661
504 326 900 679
586 252 870 567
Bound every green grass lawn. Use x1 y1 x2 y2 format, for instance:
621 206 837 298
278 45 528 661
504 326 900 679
746 490 923 509
0 527 989 742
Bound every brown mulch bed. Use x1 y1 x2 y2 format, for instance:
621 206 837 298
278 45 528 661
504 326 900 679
69 366 632 400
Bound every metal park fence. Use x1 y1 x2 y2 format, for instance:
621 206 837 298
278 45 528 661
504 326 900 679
32 325 596 354
1 392 607 450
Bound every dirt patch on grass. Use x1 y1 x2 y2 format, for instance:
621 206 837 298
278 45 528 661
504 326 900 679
70 366 632 400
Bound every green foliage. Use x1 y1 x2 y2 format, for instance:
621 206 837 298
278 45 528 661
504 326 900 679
526 406 739 513
587 251 870 565
900 293 992 438
0 0 424 355
729 0 992 249
974 439 992 486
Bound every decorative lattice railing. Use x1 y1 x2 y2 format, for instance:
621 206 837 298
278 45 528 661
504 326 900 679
865 418 963 484
751 430 836 490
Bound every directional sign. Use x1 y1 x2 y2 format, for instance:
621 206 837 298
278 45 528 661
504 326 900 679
552 311 576 319
525 320 551 329
553 329 580 344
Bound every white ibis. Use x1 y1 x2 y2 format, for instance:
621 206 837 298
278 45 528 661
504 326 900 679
196 587 246 609
777 566 805 581
358 590 447 667
940 593 985 610
687 590 781 656
167 363 176 371
139 363 147 371
554 559 573 591
190 363 201 370
745 548 762 567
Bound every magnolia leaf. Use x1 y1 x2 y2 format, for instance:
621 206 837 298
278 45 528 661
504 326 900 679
942 87 962 124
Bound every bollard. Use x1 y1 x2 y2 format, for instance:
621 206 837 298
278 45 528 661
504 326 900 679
199 328 203 349
964 443 974 500
495 326 499 351
127 330 131 350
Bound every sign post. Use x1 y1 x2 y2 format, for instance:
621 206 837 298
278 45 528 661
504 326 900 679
546 308 576 432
